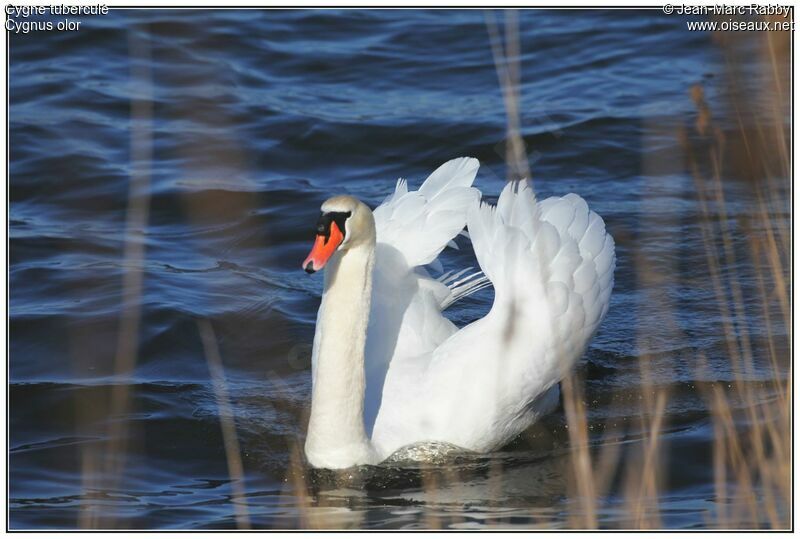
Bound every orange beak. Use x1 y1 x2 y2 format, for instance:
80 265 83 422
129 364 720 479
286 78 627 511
303 221 344 273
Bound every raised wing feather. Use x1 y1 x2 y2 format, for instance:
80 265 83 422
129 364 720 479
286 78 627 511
465 181 615 378
373 157 480 268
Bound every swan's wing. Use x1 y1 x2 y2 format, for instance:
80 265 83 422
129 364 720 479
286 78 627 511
373 157 481 268
373 157 490 312
467 183 616 358
372 181 615 456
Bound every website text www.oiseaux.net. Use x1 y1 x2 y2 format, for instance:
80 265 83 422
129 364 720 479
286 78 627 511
686 19 793 31
663 4 794 31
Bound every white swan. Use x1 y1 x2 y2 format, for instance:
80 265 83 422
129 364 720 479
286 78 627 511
302 157 615 469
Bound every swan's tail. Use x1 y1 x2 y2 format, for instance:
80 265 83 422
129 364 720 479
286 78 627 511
438 266 492 310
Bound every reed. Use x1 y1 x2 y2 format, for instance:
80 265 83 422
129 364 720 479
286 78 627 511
682 20 789 529
198 320 252 530
482 9 790 530
78 29 154 529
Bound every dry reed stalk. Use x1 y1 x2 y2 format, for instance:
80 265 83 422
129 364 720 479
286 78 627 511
287 439 313 529
561 372 598 528
486 9 612 530
170 17 267 526
485 9 532 184
421 468 443 529
79 28 154 529
486 12 601 531
260 370 337 529
684 21 790 529
485 455 505 528
687 121 789 529
197 320 251 529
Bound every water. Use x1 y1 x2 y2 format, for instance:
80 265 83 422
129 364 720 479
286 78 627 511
9 8 790 529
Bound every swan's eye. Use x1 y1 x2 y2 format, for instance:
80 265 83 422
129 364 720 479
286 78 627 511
315 211 351 243
331 211 351 240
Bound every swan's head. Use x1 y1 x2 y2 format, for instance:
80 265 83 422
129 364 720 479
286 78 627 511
302 195 375 274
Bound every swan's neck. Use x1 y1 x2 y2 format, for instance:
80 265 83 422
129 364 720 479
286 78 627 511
305 242 377 468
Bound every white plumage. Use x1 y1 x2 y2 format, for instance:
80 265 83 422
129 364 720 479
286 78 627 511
305 157 615 468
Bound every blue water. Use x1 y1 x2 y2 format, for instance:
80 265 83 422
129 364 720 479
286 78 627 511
9 8 790 529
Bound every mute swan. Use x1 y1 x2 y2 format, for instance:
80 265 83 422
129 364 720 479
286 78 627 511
302 157 615 469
